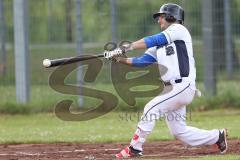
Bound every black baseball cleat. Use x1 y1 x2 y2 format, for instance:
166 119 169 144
216 129 228 154
115 145 143 158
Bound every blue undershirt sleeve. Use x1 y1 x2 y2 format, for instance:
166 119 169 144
143 32 168 48
132 54 157 67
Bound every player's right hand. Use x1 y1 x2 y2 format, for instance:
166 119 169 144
104 48 124 60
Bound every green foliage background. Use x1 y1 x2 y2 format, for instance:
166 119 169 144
2 0 197 43
3 0 240 42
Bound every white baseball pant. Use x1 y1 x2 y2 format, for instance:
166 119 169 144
130 82 219 151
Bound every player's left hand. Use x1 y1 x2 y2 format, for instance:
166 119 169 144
119 41 133 53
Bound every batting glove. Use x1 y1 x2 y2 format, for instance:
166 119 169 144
104 48 124 60
119 41 133 53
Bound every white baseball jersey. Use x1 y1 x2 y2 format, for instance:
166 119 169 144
145 24 196 85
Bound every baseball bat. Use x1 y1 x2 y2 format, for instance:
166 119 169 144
43 54 104 68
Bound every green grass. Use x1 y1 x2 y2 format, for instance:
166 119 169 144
187 155 240 160
0 83 148 113
146 155 240 160
145 155 240 160
190 80 240 110
0 109 239 144
1 80 240 114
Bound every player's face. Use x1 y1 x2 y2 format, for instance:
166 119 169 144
157 14 169 30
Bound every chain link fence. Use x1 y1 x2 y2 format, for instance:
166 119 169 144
0 0 239 94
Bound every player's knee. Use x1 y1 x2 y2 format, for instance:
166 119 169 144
170 130 184 139
143 101 160 115
141 111 160 123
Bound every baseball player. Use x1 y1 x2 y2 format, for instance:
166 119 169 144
104 3 228 158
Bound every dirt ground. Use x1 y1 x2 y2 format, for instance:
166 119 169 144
0 139 239 160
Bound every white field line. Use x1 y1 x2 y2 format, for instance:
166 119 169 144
0 148 120 156
0 154 18 156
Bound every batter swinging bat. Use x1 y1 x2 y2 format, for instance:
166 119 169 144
43 54 104 68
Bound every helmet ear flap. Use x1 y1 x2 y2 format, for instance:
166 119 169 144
165 15 176 23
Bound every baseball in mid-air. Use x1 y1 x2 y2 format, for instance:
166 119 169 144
43 59 51 67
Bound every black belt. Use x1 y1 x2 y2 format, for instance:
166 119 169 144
163 79 182 86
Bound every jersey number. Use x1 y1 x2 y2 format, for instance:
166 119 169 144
166 46 175 56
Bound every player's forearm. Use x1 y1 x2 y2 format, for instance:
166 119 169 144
115 57 133 66
116 54 156 67
130 39 147 50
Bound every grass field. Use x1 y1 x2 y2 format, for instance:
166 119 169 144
188 155 240 160
138 155 240 160
143 155 240 160
0 109 239 144
0 110 240 159
1 80 240 114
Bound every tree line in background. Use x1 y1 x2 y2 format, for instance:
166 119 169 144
1 0 240 43
0 0 202 43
